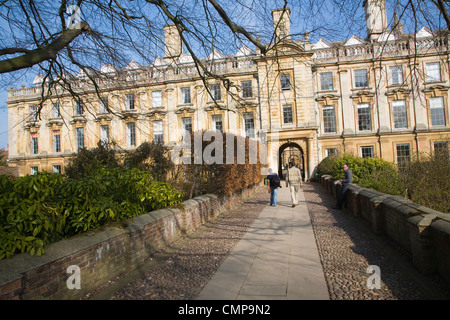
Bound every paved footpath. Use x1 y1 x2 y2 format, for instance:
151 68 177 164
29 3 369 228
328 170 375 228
197 185 329 300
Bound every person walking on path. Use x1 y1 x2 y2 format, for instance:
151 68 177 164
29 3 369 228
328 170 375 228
266 168 280 207
334 163 353 210
285 162 303 207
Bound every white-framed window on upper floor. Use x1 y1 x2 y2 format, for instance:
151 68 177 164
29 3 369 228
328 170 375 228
99 97 109 113
361 146 374 158
322 105 337 133
53 130 61 153
429 97 446 126
126 122 136 147
389 66 404 85
153 120 163 144
280 74 291 90
31 132 38 155
76 127 85 151
354 69 368 88
243 112 255 138
29 105 38 121
392 100 408 129
75 100 84 115
283 105 293 124
152 90 162 108
241 80 253 98
52 102 61 118
426 62 441 82
181 87 191 104
212 114 223 132
320 72 333 91
209 84 222 101
126 94 135 110
100 125 109 145
357 103 372 131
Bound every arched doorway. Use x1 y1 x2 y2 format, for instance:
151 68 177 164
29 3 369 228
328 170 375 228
278 142 305 181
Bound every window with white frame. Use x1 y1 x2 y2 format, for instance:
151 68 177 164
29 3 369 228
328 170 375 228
181 87 191 104
323 105 336 133
392 100 408 129
31 132 38 155
241 80 253 98
182 117 192 138
209 84 221 101
396 144 410 168
243 112 255 138
152 91 162 108
75 100 84 115
429 97 446 126
30 166 38 175
325 148 338 157
153 120 163 144
357 103 372 131
52 103 61 118
126 122 136 147
354 69 368 88
100 125 109 144
29 105 38 121
280 74 291 90
361 146 374 158
389 66 403 85
76 127 84 150
126 94 135 110
320 72 333 90
53 165 62 174
53 130 61 153
212 114 223 132
426 62 441 82
283 105 293 124
99 97 109 113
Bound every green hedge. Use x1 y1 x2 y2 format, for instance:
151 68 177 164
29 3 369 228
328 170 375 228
0 168 184 260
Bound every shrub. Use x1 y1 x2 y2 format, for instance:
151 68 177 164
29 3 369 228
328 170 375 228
0 168 184 260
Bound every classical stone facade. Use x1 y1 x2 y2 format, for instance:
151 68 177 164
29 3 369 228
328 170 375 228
6 0 450 178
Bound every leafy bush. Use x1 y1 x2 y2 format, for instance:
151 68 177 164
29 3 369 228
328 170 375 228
0 168 184 260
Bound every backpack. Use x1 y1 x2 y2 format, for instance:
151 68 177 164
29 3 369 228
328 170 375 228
270 174 280 188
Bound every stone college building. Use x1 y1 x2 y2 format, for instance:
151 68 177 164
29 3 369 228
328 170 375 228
6 0 450 179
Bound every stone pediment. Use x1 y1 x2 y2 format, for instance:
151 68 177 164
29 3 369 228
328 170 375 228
344 35 366 46
312 38 332 50
416 26 433 39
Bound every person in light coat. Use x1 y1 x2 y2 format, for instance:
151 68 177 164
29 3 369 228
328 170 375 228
285 163 303 207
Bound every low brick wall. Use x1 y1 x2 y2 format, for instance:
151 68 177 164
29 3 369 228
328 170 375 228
320 175 450 284
0 182 263 300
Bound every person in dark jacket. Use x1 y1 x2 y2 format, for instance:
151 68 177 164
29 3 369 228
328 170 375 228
266 168 280 207
334 163 353 210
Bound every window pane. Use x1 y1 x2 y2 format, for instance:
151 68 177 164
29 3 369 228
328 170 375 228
320 72 333 90
182 117 192 136
434 141 449 158
357 104 371 131
76 128 84 150
426 62 441 82
326 148 338 157
75 100 84 115
31 132 38 154
53 165 61 174
281 74 291 90
354 69 368 87
127 123 136 146
396 144 410 168
243 113 255 138
181 87 191 104
283 105 293 124
53 130 61 153
323 106 336 133
30 166 38 175
153 120 163 144
52 103 60 118
361 146 374 158
392 100 408 128
101 125 109 144
212 115 223 132
210 84 221 101
390 66 403 85
30 105 38 121
100 97 109 113
430 97 445 126
242 81 252 98
152 91 162 107
126 94 135 110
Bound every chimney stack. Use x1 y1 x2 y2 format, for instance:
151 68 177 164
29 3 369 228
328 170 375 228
164 24 182 58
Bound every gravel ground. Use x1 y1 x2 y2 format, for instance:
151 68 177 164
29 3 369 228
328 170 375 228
87 183 450 300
